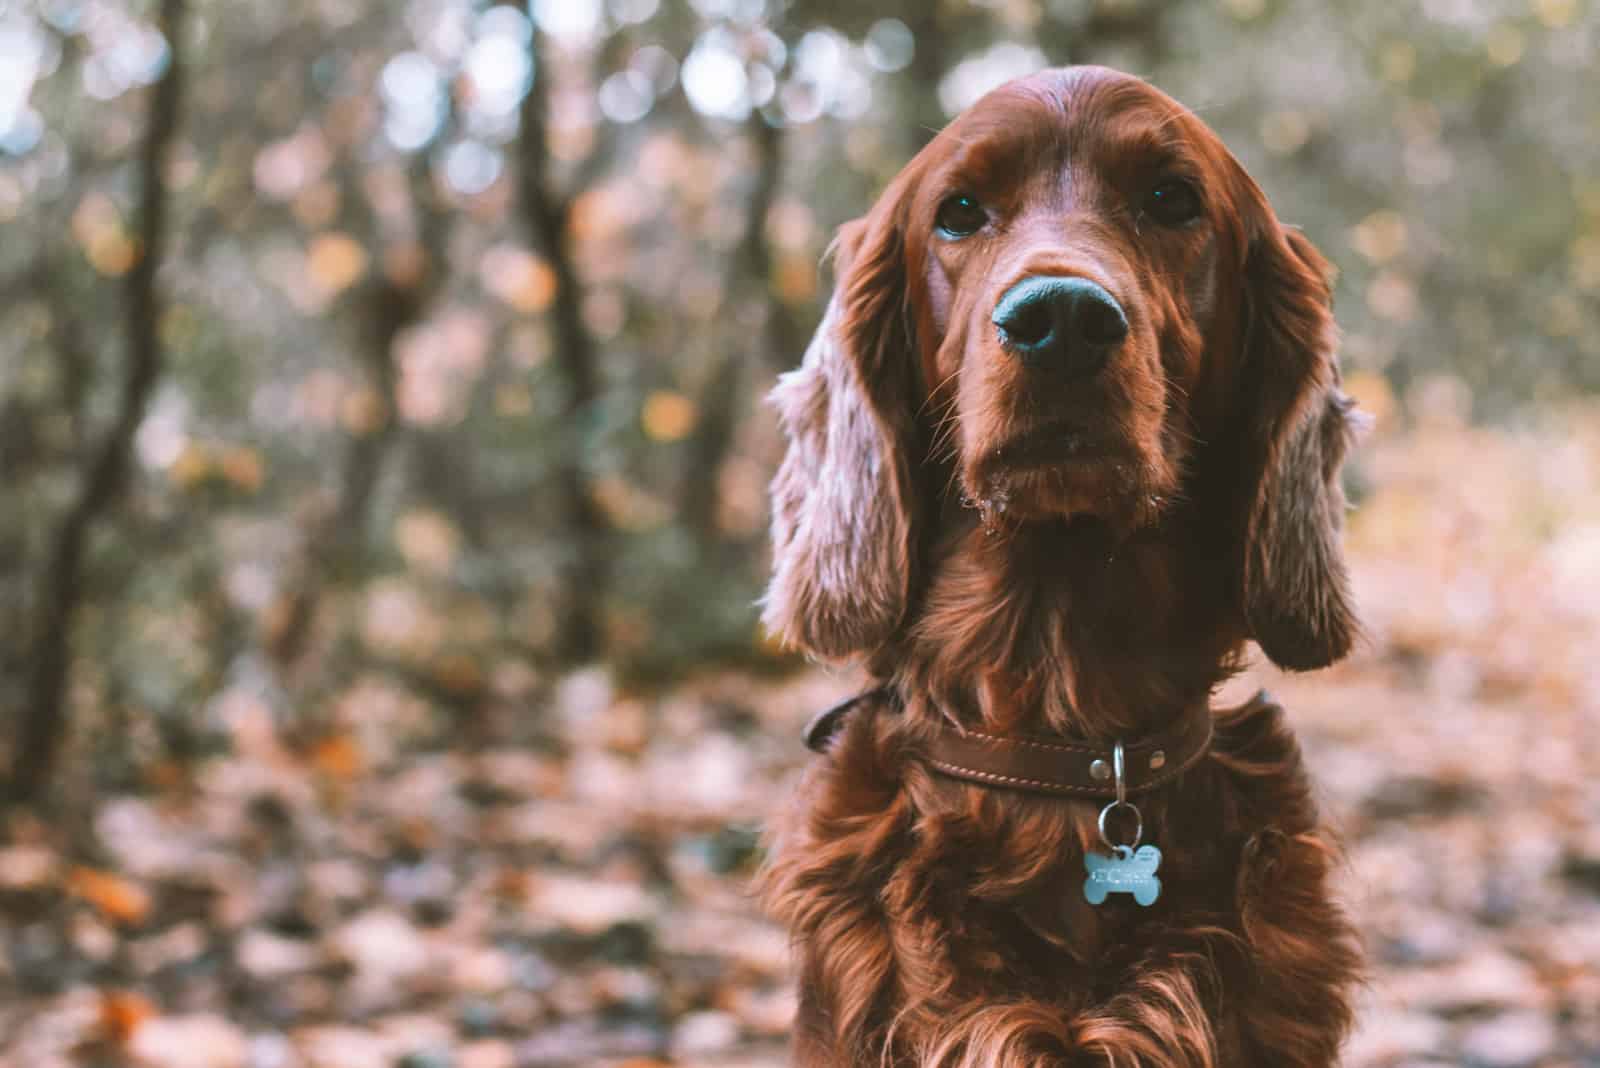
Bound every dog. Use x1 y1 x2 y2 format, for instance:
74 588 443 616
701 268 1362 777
759 67 1365 1067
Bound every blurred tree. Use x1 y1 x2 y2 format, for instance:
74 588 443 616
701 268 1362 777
682 33 791 542
516 9 608 664
0 0 1596 802
7 0 188 805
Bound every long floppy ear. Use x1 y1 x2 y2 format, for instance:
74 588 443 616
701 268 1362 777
761 191 922 660
1238 221 1364 671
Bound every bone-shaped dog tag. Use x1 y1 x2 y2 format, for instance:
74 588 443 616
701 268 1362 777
1083 844 1162 906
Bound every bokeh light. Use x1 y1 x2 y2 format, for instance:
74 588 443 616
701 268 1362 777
380 50 447 151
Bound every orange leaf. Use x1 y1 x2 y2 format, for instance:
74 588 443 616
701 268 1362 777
306 231 368 298
310 733 364 780
167 442 211 489
480 244 556 313
100 989 158 1044
86 231 140 276
68 867 152 927
218 446 265 493
641 391 696 442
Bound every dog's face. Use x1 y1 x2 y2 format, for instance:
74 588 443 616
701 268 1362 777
903 70 1245 529
766 67 1360 669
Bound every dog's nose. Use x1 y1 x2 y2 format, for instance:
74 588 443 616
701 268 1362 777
992 276 1128 376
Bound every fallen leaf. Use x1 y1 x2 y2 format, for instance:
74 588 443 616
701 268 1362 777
68 867 153 927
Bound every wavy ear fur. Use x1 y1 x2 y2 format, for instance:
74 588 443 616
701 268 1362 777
1239 223 1363 671
762 193 921 660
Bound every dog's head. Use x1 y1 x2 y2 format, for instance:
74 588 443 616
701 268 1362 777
764 66 1360 671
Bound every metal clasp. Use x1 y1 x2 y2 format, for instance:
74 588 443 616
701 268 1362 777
1097 740 1143 852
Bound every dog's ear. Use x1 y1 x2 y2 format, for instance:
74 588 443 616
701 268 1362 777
1236 220 1364 671
762 185 922 660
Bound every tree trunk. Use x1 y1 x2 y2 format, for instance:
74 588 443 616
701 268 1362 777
682 115 787 539
7 0 187 805
516 15 606 663
267 155 444 678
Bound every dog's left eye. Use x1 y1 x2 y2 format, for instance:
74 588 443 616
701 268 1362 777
1143 179 1203 227
935 194 987 238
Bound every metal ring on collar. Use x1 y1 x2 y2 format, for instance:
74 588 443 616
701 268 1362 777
1098 800 1143 852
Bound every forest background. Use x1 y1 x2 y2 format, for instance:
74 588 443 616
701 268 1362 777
2 1 1598 1065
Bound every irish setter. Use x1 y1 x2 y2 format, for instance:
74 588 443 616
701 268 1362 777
760 67 1365 1067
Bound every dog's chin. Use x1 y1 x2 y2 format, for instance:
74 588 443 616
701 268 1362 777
962 454 1168 535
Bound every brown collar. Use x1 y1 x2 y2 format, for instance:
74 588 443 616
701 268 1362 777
803 688 1214 799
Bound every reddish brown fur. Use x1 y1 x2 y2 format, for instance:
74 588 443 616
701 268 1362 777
761 67 1364 1066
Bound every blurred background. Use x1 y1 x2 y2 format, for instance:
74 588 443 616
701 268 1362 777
1 0 1598 1065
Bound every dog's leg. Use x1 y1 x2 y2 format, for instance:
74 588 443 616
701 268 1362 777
785 903 901 1067
915 984 1231 1068
1231 827 1361 1067
790 976 849 1067
1200 696 1361 1065
1066 954 1222 1068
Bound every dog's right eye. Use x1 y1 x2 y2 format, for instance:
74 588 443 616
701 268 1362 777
1143 178 1203 227
935 194 987 238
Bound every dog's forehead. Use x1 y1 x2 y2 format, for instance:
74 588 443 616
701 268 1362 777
944 67 1220 174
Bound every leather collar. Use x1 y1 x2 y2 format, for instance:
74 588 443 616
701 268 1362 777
803 687 1214 799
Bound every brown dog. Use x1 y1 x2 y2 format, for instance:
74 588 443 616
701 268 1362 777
760 67 1365 1067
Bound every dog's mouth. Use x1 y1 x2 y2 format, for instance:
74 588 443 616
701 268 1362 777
964 421 1158 532
992 422 1114 469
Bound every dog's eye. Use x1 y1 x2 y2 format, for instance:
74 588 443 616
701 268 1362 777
935 194 987 238
1143 179 1203 227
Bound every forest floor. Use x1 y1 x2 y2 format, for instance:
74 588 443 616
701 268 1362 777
3 398 1600 1068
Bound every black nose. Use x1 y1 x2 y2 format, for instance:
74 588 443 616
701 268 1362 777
991 276 1128 376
